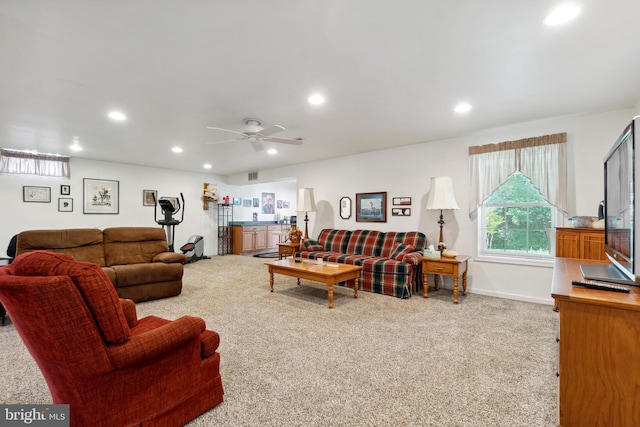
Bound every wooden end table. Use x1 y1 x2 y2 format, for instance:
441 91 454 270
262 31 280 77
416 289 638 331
422 255 471 304
277 242 300 260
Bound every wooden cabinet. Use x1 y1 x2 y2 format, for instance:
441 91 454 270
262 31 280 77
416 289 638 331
233 225 267 254
552 258 640 426
232 224 290 254
555 227 606 260
267 225 287 248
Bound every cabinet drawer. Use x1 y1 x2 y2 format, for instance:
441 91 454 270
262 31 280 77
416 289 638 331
268 225 284 232
245 226 265 232
426 262 454 275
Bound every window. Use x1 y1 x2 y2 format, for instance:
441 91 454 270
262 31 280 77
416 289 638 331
469 132 567 263
0 149 70 177
479 172 555 258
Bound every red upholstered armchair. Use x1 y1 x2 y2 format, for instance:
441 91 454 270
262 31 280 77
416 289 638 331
0 251 223 427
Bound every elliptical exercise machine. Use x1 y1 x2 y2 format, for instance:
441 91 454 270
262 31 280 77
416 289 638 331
152 193 185 252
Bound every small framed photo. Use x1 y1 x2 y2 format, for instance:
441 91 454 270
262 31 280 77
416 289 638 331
143 189 157 206
233 197 241 206
84 178 119 214
356 192 387 222
392 207 411 216
60 185 71 195
392 197 412 206
23 186 51 203
243 199 252 207
58 198 73 212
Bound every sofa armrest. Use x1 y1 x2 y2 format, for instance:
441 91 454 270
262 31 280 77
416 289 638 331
119 299 138 328
402 252 422 265
153 252 188 263
107 315 205 368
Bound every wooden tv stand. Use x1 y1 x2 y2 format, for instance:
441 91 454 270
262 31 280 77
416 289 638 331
551 258 640 427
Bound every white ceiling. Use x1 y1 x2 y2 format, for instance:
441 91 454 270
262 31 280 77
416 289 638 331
1 1 639 176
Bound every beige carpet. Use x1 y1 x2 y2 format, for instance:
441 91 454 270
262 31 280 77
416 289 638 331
0 255 559 426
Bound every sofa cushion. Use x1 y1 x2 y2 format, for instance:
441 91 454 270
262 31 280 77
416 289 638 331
111 262 184 288
389 242 416 261
10 251 131 344
301 239 324 251
380 231 427 258
103 227 169 266
345 230 384 256
318 229 352 253
16 228 106 266
153 252 188 263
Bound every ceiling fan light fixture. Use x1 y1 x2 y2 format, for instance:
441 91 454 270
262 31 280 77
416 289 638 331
267 148 277 155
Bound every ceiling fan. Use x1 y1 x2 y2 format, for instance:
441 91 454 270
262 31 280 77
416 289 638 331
206 119 304 151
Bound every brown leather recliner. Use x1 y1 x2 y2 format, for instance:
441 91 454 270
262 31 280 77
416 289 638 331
0 251 223 426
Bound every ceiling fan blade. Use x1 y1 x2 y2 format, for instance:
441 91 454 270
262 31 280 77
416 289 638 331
206 126 248 137
259 125 285 137
250 139 265 151
269 137 303 145
205 138 245 145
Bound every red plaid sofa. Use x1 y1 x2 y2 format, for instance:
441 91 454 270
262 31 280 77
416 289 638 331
297 228 427 298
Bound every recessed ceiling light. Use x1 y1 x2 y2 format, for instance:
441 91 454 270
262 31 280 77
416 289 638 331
70 136 82 151
267 148 278 155
203 164 212 169
172 147 183 153
454 103 472 113
108 111 127 121
308 94 325 105
544 4 580 26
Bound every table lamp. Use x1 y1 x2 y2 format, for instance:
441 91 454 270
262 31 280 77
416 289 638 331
296 188 317 239
425 176 459 247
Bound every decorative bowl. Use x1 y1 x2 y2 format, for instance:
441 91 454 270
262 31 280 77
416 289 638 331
569 216 598 228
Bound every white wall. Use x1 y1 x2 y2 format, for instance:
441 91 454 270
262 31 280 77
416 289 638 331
2 108 635 304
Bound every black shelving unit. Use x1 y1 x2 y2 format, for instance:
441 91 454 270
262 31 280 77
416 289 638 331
217 204 233 255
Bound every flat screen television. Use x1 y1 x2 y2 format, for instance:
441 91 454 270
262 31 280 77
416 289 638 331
581 116 640 285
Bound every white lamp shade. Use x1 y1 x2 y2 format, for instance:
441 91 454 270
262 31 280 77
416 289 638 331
297 188 317 212
426 176 460 210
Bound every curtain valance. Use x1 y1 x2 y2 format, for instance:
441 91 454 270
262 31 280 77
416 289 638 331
468 133 567 216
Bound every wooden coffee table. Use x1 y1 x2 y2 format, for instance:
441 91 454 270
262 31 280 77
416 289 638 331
265 259 362 308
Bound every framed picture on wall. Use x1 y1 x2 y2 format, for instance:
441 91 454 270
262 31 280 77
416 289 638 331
392 197 411 206
23 186 51 203
83 178 119 214
356 192 387 222
143 189 157 206
58 198 73 212
60 185 71 195
392 207 411 216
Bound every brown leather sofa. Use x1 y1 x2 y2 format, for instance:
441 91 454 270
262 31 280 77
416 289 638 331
15 227 187 302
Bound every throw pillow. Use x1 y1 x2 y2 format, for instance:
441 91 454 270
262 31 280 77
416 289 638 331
389 242 416 261
302 239 324 251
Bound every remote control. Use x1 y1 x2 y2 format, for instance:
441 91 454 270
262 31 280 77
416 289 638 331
571 280 630 293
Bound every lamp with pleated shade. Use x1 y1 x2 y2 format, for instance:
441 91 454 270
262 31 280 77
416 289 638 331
425 176 459 246
296 188 317 239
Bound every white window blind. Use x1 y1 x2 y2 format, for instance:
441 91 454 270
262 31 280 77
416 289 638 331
0 149 70 178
